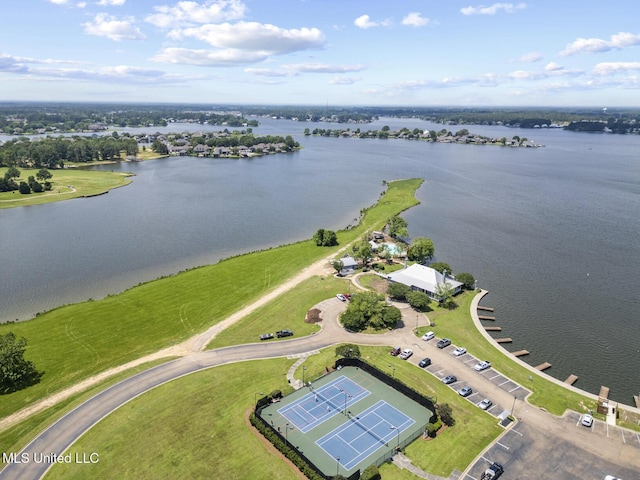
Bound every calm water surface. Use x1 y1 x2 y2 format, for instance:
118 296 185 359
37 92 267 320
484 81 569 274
1 118 639 403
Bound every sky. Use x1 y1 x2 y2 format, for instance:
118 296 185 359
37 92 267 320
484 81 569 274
1 0 640 106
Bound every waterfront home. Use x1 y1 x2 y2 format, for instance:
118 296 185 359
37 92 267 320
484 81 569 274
339 256 358 275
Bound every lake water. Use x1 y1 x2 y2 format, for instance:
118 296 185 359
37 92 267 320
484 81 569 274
1 118 639 404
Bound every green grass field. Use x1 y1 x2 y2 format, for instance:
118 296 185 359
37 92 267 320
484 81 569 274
0 178 423 421
0 167 132 209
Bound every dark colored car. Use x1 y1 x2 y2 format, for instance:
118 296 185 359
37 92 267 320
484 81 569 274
390 346 401 356
437 338 451 349
481 462 504 480
276 329 293 338
442 375 457 384
259 333 274 341
418 357 431 368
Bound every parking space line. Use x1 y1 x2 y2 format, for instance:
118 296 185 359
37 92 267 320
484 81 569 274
621 429 626 444
511 429 523 436
508 385 521 393
636 432 640 445
498 379 510 386
488 373 500 380
497 441 510 450
606 423 610 437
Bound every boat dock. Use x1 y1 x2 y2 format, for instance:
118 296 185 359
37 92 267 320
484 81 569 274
599 386 610 399
633 396 640 409
478 315 495 321
484 326 502 331
477 306 494 312
535 362 552 371
564 374 579 385
512 350 529 357
495 337 512 343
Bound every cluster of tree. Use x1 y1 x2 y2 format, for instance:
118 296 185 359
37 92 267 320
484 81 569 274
387 283 432 311
340 291 402 331
240 105 377 123
0 135 139 168
407 237 435 264
313 228 338 246
565 118 639 134
1 332 43 394
335 344 361 358
0 167 52 193
387 215 408 239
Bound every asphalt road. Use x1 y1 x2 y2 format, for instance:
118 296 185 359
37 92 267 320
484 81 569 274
1 296 639 479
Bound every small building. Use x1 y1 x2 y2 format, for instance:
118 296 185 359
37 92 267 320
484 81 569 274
387 264 463 300
339 256 358 275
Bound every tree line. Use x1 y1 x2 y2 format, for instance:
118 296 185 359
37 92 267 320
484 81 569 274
1 166 53 193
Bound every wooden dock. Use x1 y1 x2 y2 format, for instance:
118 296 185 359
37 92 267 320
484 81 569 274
535 362 552 371
633 396 640 409
495 337 512 343
478 315 496 321
564 374 579 385
484 326 502 331
512 350 529 357
599 386 610 399
477 306 495 312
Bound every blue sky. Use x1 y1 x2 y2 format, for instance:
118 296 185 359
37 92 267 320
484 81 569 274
2 0 640 106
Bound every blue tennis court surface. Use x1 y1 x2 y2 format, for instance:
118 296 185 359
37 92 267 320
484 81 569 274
278 375 370 433
316 400 415 470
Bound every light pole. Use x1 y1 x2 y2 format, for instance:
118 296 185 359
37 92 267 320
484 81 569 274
510 395 517 418
302 366 307 387
387 364 396 379
285 423 294 446
254 392 264 408
336 456 341 476
416 314 419 330
390 425 400 451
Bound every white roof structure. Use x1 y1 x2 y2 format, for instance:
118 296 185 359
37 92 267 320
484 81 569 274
340 256 358 268
387 264 463 297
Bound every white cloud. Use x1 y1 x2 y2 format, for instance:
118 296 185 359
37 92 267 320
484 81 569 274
354 14 390 29
76 1 87 6
245 62 365 77
518 52 542 63
46 0 69 4
402 12 431 27
96 0 126 5
151 47 270 66
145 0 246 28
592 62 640 76
176 22 325 54
545 62 563 72
560 32 640 56
460 3 526 15
329 76 360 85
83 14 146 41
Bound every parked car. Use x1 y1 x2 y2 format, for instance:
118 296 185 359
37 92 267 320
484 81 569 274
437 338 451 349
259 333 274 341
276 329 293 338
390 346 402 356
418 357 431 368
453 347 467 356
474 360 491 371
442 375 457 385
603 476 622 480
478 398 493 410
421 331 435 341
458 386 473 397
481 462 504 480
336 293 347 302
343 293 352 300
399 348 413 360
581 413 594 427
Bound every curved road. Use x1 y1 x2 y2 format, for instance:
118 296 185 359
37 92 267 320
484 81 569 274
2 294 639 479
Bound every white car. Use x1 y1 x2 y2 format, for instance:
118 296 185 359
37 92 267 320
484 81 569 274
453 347 467 356
473 360 491 371
421 331 435 341
336 293 347 302
399 348 413 360
581 413 593 427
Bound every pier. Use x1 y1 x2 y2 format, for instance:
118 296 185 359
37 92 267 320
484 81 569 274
478 315 495 320
495 337 512 343
599 386 610 399
535 362 552 371
564 374 579 385
512 350 529 357
477 306 494 312
484 326 502 331
634 396 640 409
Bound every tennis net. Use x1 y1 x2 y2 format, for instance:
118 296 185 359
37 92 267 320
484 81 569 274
349 415 389 447
310 386 342 413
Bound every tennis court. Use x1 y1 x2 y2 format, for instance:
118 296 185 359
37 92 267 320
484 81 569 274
316 400 414 470
278 375 370 433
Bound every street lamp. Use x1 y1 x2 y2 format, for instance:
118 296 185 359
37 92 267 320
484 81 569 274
510 395 517 418
302 366 307 387
254 392 264 408
416 314 419 330
285 423 294 446
390 425 400 450
387 364 396 379
336 456 341 476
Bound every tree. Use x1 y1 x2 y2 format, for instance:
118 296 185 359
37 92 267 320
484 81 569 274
335 344 360 358
332 260 343 275
438 403 455 426
387 215 408 238
387 282 411 301
428 261 451 274
36 168 52 183
0 332 43 394
5 166 20 179
340 291 399 331
313 228 338 247
361 464 381 480
354 240 373 268
435 282 456 309
406 290 431 311
455 272 475 289
407 237 435 263
18 181 31 194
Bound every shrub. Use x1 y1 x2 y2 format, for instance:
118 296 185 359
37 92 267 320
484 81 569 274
406 290 431 311
456 272 475 289
387 282 410 301
361 464 381 480
438 403 455 426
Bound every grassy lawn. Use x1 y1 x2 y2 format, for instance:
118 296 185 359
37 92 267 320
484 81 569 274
46 359 300 480
45 347 501 479
207 275 351 348
0 178 423 421
415 291 599 418
0 358 174 469
0 167 132 209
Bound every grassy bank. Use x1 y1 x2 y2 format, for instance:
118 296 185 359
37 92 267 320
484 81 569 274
0 167 132 209
0 178 423 421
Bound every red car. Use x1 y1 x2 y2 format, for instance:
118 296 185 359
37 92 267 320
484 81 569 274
390 346 401 356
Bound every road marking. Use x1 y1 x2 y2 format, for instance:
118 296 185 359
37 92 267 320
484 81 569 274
489 373 500 380
497 441 510 450
606 423 610 437
498 379 510 386
511 429 524 436
508 385 521 393
621 429 626 444
636 432 640 445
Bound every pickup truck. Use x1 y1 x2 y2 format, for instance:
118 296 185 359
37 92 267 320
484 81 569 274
480 463 504 480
